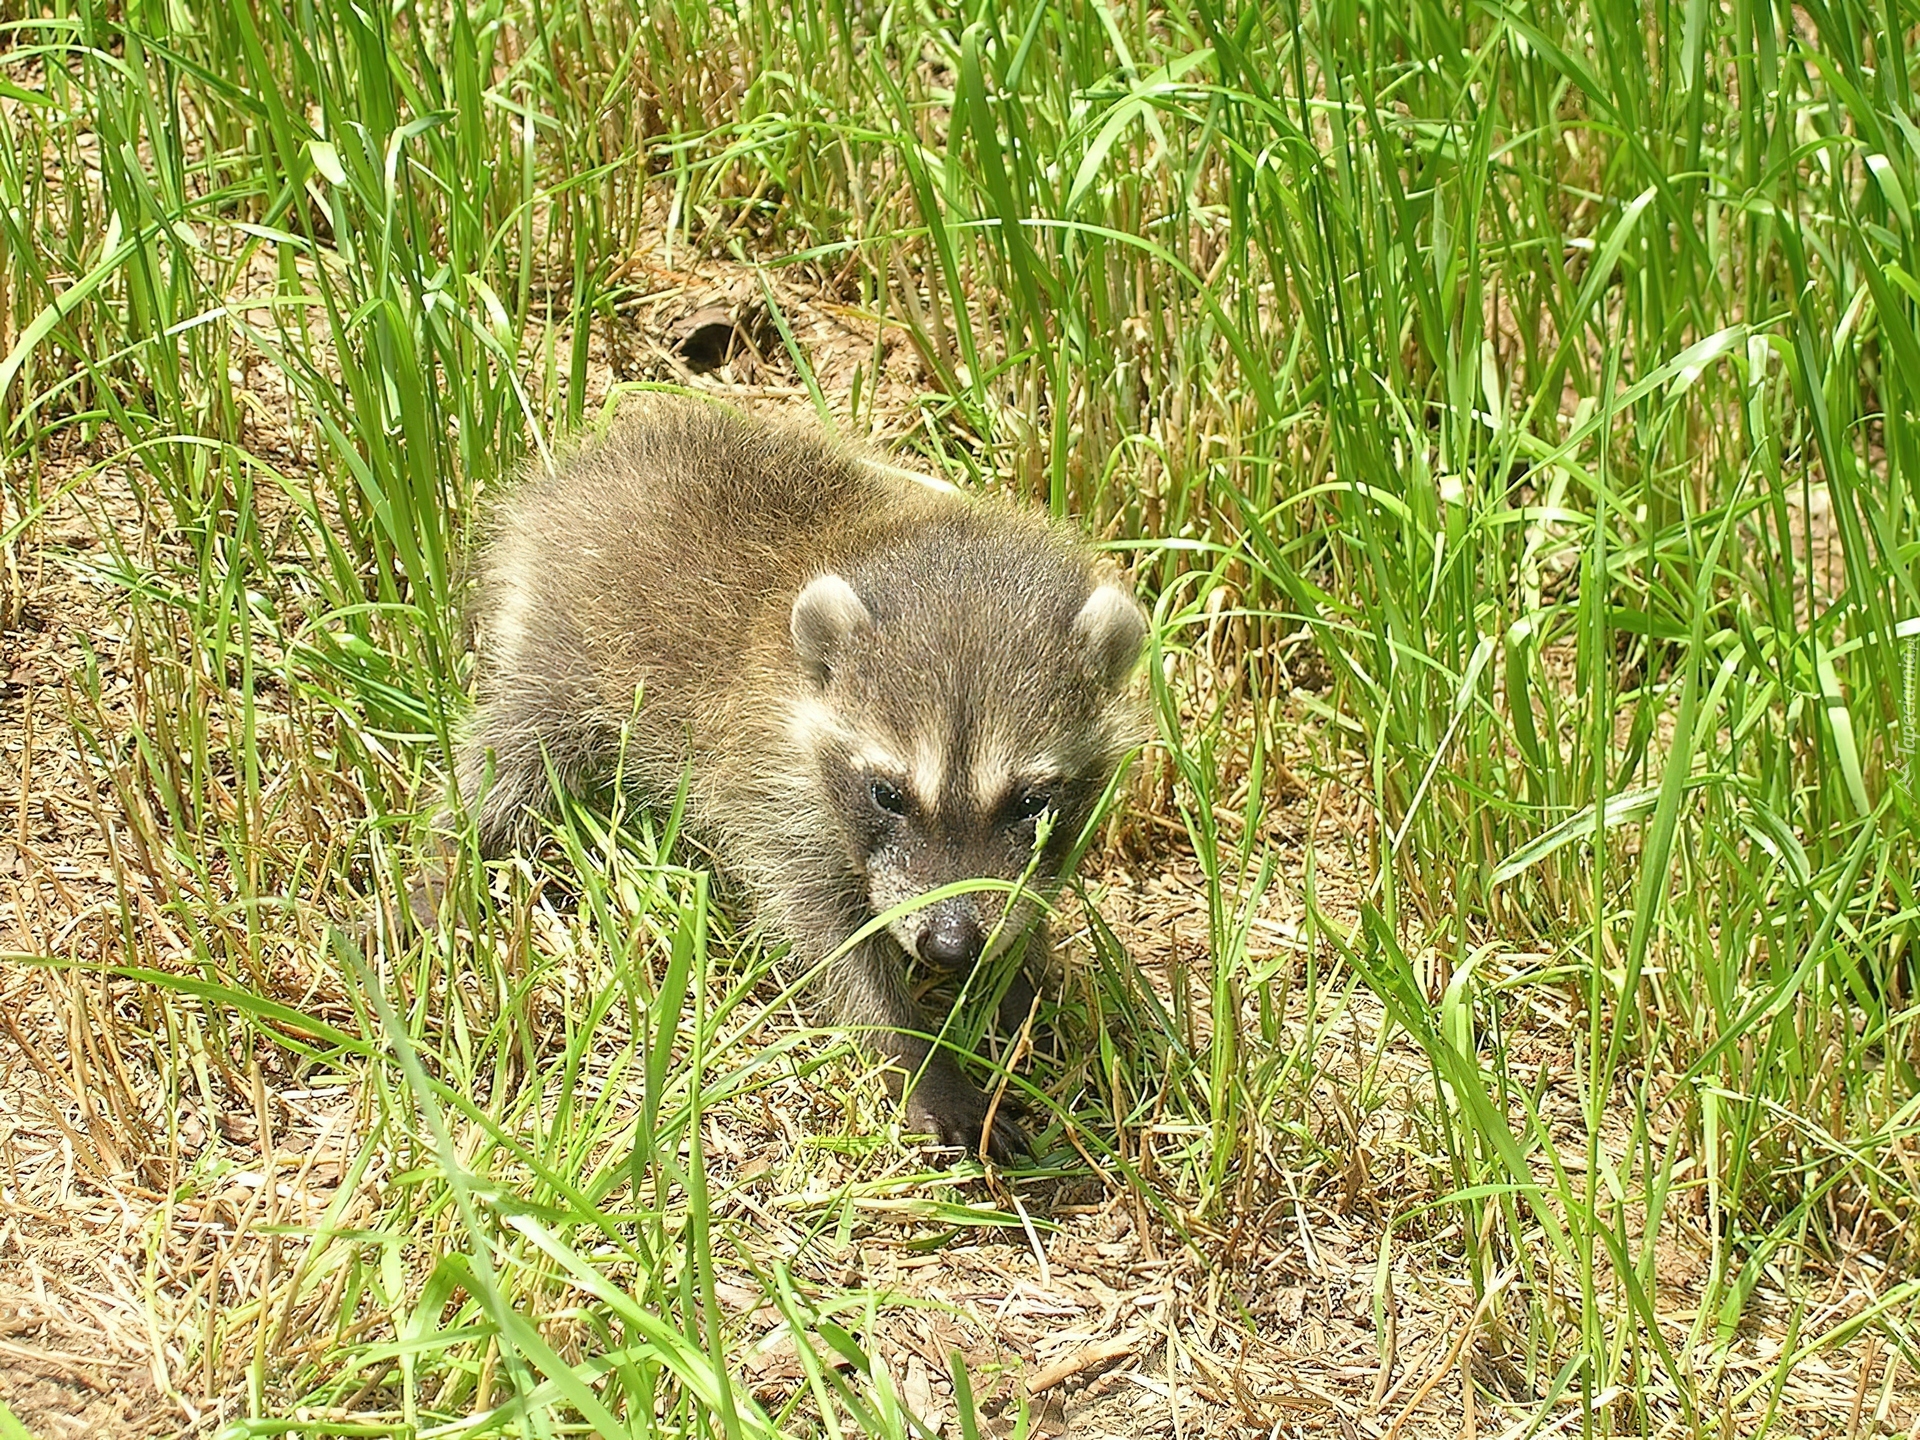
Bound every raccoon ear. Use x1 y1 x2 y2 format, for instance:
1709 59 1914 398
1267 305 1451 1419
791 573 872 683
1074 581 1148 689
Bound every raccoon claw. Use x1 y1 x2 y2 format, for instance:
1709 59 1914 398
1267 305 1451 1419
904 1065 1029 1163
981 1105 1030 1165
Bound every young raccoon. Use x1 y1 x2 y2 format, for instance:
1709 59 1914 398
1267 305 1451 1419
452 398 1148 1160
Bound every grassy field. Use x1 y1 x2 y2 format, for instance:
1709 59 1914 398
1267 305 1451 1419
1 0 1918 1434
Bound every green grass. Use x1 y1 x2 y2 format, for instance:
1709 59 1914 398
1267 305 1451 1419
4 0 1919 1434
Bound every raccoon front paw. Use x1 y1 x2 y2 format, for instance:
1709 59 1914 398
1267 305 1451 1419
405 828 462 930
904 1061 1028 1163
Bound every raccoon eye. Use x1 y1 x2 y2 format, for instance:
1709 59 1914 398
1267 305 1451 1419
1010 787 1054 823
870 778 909 817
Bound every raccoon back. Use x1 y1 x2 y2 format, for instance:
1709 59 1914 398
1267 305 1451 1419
471 400 951 799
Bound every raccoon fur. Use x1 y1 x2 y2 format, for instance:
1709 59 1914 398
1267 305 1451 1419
450 398 1148 1160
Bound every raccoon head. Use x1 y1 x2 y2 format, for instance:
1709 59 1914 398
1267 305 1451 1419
788 536 1148 971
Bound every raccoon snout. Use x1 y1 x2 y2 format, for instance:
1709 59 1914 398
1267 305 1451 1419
917 912 984 970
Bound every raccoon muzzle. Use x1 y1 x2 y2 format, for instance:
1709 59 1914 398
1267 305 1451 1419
915 907 984 970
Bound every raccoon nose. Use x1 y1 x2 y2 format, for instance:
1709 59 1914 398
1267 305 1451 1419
917 913 983 970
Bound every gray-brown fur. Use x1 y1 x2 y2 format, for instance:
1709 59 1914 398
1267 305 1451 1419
451 398 1148 1160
